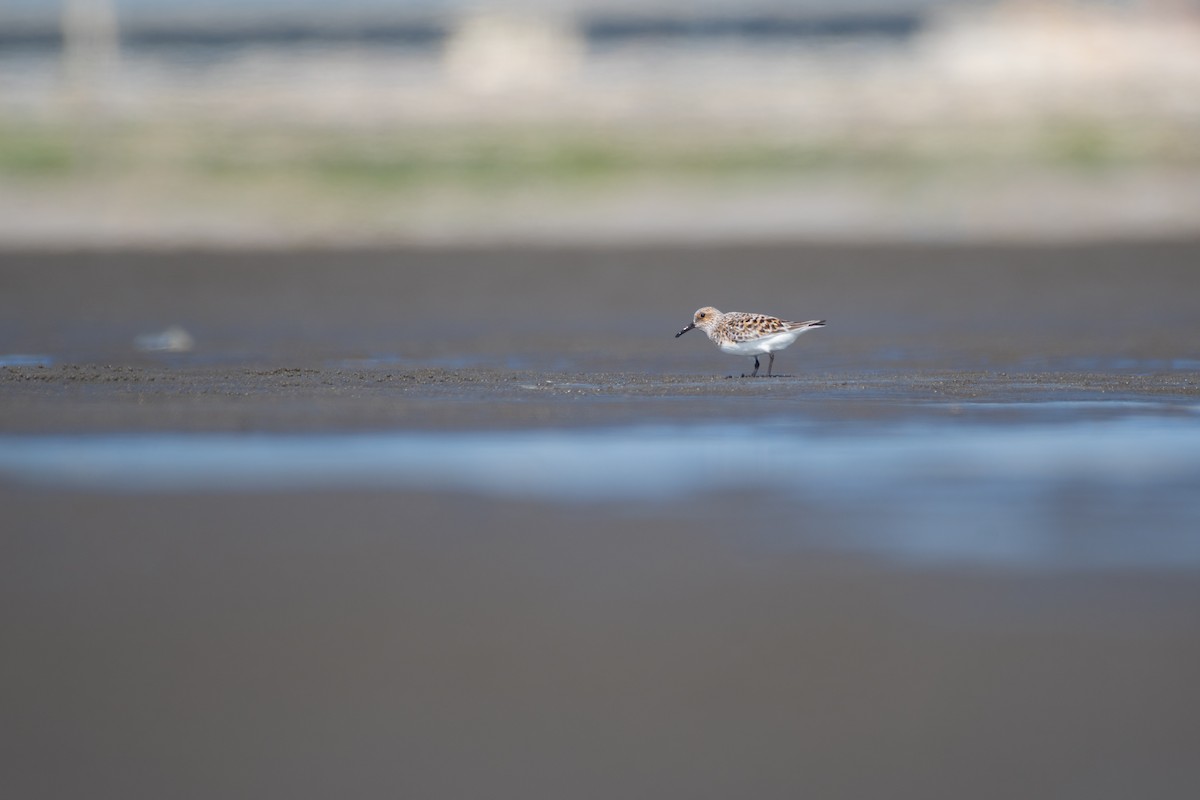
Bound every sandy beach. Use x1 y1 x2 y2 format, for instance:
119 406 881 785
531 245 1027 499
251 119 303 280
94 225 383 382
3 240 1200 798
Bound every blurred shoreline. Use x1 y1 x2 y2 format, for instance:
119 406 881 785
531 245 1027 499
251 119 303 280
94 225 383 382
3 1 1198 248
3 149 1198 248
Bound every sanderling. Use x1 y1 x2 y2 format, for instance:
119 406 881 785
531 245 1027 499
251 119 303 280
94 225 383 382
676 307 826 377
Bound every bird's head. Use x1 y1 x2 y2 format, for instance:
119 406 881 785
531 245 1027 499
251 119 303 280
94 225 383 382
676 307 720 337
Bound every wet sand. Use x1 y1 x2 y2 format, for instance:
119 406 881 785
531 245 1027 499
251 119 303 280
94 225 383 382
2 238 1198 431
3 241 1200 798
5 487 1200 799
3 240 1200 372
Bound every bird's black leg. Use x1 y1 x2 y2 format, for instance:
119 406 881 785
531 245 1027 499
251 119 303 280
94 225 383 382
750 356 760 377
767 352 775 377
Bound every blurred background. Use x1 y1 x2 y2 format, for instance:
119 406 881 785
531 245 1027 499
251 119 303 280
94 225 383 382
2 0 1199 246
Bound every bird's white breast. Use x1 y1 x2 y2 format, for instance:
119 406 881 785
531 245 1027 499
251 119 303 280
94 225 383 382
716 329 805 356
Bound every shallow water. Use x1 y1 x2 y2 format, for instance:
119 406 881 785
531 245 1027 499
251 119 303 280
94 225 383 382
6 404 1198 570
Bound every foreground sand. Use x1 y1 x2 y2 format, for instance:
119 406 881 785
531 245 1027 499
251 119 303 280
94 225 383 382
5 487 1200 799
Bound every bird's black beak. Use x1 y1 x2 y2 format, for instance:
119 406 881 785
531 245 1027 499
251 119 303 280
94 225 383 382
675 323 695 338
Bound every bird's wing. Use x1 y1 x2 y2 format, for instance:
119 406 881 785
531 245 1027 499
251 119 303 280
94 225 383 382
724 313 787 342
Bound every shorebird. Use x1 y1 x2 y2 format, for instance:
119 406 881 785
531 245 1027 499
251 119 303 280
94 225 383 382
676 306 826 377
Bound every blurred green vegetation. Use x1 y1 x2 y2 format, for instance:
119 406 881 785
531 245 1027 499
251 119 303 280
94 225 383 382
0 126 77 174
2 118 1196 187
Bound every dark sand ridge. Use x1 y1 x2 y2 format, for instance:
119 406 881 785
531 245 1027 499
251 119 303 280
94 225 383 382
2 364 1198 433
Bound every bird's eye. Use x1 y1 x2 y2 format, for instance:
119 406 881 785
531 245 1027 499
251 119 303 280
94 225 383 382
698 312 706 318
